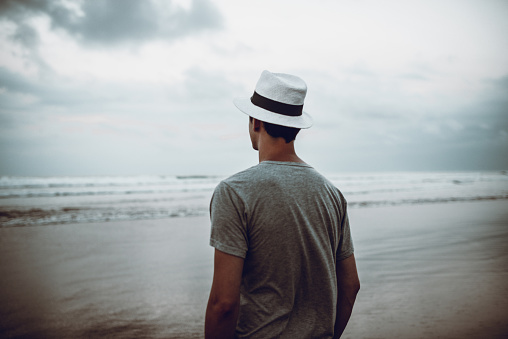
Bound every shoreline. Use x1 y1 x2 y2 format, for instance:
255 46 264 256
3 195 508 229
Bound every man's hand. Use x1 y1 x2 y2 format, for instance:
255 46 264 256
205 249 244 339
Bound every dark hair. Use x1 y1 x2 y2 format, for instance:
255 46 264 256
250 117 300 143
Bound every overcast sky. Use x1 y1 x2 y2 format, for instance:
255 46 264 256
0 0 507 176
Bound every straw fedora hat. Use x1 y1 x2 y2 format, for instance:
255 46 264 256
233 70 313 129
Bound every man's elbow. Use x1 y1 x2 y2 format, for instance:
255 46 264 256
205 296 239 339
351 279 360 295
350 276 361 297
336 254 360 298
340 278 360 300
208 297 239 317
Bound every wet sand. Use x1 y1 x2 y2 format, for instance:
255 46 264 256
344 200 508 338
1 200 507 338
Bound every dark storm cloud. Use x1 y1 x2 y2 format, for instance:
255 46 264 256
0 0 222 46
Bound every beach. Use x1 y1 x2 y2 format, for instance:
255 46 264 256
1 199 507 338
344 200 508 339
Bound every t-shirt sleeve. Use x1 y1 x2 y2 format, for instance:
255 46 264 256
209 181 249 259
337 202 354 260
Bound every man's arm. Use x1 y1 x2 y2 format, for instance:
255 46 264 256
205 249 244 339
334 254 360 339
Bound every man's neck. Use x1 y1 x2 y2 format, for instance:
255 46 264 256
258 140 305 164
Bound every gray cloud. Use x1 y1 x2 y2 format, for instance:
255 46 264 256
486 75 508 92
0 67 37 94
1 65 507 175
0 67 92 108
301 68 508 171
0 64 249 176
0 0 222 46
11 22 39 47
397 73 429 81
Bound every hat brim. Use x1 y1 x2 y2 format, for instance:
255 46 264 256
233 98 313 129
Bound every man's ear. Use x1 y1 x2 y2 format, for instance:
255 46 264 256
253 118 262 132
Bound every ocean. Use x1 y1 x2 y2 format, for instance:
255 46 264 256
1 171 508 338
1 171 507 228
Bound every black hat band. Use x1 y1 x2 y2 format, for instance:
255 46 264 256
250 91 303 117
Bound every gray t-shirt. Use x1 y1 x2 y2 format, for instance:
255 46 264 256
210 161 354 338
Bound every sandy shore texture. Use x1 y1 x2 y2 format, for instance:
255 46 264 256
1 200 507 338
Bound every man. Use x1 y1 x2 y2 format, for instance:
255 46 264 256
205 70 360 339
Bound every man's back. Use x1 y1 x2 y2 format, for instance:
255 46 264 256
205 70 359 339
210 161 354 338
